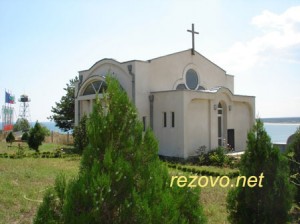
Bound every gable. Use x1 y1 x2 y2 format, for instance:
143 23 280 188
143 49 233 93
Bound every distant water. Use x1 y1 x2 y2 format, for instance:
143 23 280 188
0 121 68 133
262 117 300 144
2 119 300 141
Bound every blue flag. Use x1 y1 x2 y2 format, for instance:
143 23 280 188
5 91 15 104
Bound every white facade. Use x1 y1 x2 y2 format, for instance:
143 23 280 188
75 49 255 159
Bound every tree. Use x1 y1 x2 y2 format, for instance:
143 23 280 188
13 118 30 132
286 127 300 204
28 122 49 152
21 132 29 141
34 76 206 224
48 77 78 132
227 120 294 223
6 132 15 144
73 114 88 153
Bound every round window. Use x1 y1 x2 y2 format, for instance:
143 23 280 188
186 69 198 90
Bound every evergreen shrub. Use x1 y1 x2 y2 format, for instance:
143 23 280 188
227 120 294 223
34 76 206 224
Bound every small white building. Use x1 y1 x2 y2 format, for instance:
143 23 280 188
74 49 255 159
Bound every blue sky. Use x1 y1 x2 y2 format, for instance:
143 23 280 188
0 0 300 122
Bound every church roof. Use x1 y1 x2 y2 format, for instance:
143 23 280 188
146 49 226 73
80 49 227 74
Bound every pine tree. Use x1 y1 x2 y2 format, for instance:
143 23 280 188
28 121 48 152
227 119 294 223
34 76 206 224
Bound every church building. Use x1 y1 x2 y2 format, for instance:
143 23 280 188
74 47 255 159
75 23 255 159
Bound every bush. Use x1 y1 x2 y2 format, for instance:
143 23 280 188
21 132 29 141
34 76 206 223
73 115 88 153
208 147 226 167
197 147 229 167
6 132 15 144
227 119 294 223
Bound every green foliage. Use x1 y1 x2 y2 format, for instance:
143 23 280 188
197 147 231 167
28 122 48 152
286 127 300 204
49 77 78 132
208 147 226 167
6 132 15 143
167 163 240 178
226 119 294 224
34 174 67 224
21 132 29 141
35 76 206 223
73 115 88 153
13 118 30 132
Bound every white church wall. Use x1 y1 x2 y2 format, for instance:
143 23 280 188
152 91 185 158
185 99 210 157
231 101 253 151
134 61 151 121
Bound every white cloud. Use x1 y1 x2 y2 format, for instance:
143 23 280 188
215 6 300 73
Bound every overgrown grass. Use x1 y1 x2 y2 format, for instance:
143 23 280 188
0 157 80 224
0 143 234 224
201 180 230 223
169 168 231 223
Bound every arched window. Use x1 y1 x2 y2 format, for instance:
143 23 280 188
83 80 107 96
186 69 198 90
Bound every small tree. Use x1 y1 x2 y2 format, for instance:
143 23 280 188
227 120 294 223
28 122 48 152
6 132 15 144
34 76 206 223
73 115 88 153
13 118 30 132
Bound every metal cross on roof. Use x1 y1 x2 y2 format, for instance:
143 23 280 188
187 23 199 55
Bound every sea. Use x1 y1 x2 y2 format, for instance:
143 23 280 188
1 118 300 143
262 117 300 144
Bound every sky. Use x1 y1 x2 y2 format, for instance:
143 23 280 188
0 0 300 122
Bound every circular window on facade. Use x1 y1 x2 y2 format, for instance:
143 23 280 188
186 69 198 90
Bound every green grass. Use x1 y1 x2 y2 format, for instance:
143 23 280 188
0 157 80 224
169 168 231 223
0 141 73 154
201 180 230 224
0 141 233 224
